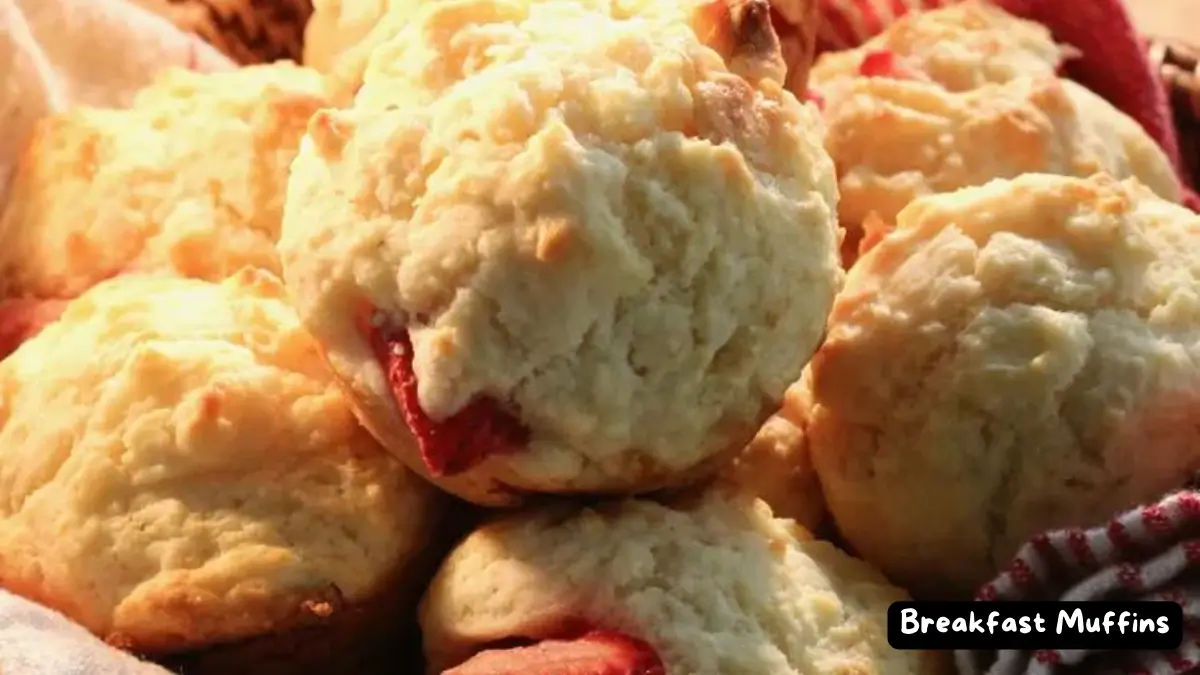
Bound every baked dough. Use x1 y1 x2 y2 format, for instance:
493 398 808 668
810 0 1064 91
318 0 817 104
279 0 841 506
806 173 1200 598
421 494 943 674
714 380 825 531
0 270 443 661
0 63 328 300
823 75 1182 264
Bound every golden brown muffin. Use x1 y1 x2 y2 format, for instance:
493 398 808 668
805 174 1200 599
823 75 1182 266
0 270 446 673
421 494 946 675
279 0 840 507
709 378 826 531
810 0 1066 91
314 0 817 104
0 62 328 301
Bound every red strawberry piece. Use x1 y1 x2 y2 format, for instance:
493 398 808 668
0 298 68 361
444 631 666 675
357 308 529 477
857 49 930 81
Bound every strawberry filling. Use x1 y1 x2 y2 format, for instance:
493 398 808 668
857 49 929 81
444 630 666 675
0 298 68 361
358 309 529 477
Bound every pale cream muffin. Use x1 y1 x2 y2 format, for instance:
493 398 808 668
304 0 399 72
823 75 1182 265
319 0 817 105
421 494 944 675
0 63 328 301
279 0 841 506
806 173 1200 599
809 0 1066 91
0 270 444 672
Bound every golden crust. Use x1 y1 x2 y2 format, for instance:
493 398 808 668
810 0 1064 91
823 76 1182 263
0 63 329 300
0 270 442 654
279 0 840 505
420 495 946 674
806 174 1200 598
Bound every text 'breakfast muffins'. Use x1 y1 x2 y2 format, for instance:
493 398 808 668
804 173 1200 599
312 0 817 103
0 270 445 673
809 0 1065 91
0 63 328 301
279 0 842 506
421 494 945 675
823 75 1182 263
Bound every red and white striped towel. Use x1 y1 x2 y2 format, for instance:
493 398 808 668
815 0 1199 210
957 490 1200 675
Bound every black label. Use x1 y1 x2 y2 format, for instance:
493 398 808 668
887 602 1184 650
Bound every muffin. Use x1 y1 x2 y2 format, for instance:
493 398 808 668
421 494 943 674
0 270 445 673
805 173 1200 599
823 75 1182 265
711 380 825 531
279 0 841 506
809 0 1066 91
0 63 328 301
317 0 817 104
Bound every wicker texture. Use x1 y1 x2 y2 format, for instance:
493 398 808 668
133 0 313 64
1151 38 1200 191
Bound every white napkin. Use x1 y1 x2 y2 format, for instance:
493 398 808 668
0 0 234 201
0 589 170 674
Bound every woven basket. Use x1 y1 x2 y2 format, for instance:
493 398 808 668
1150 37 1200 192
136 0 313 65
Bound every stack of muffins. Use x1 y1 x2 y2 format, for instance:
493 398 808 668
1 1 1200 673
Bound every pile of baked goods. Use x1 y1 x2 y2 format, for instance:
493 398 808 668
1 0 1198 673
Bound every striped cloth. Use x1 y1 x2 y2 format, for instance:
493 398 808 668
815 0 1197 209
956 490 1200 675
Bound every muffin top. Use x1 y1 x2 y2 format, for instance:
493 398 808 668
0 270 440 653
279 0 840 501
0 63 328 300
810 0 1064 91
806 173 1200 596
822 75 1181 246
422 494 939 674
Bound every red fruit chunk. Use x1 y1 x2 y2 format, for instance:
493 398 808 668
444 631 666 675
0 298 68 361
857 49 929 81
358 309 529 477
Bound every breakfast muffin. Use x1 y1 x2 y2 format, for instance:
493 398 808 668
317 0 817 104
279 0 841 506
823 75 1182 265
0 270 446 673
809 0 1066 91
805 173 1200 599
421 494 944 675
0 63 328 301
